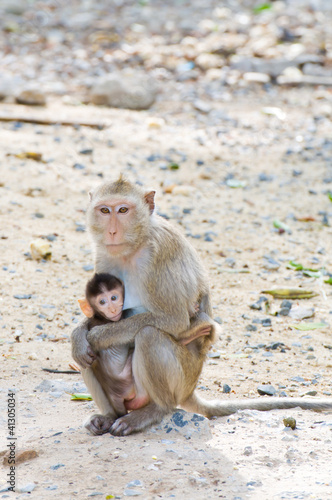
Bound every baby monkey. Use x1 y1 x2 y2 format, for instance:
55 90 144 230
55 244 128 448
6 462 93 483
78 273 146 417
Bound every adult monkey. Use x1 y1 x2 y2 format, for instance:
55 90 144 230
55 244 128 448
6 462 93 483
72 176 332 436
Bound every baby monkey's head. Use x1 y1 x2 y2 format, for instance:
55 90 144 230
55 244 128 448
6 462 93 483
79 273 124 322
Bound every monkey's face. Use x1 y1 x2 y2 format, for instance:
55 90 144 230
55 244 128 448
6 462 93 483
92 285 124 322
88 195 151 257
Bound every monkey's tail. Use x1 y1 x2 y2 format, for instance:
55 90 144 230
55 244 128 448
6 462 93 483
182 392 332 418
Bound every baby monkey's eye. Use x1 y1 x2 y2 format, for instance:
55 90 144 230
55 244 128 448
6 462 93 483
111 295 118 301
99 299 107 305
118 207 128 214
100 207 110 214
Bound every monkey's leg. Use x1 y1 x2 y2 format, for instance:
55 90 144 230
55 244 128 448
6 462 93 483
81 367 117 435
179 311 219 347
110 326 203 436
180 325 211 346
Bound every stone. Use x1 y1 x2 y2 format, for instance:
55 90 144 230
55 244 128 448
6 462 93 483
149 410 211 439
17 484 37 493
16 88 46 106
193 99 212 113
289 306 314 320
302 63 332 78
30 239 52 260
90 71 157 110
257 384 277 396
243 72 270 84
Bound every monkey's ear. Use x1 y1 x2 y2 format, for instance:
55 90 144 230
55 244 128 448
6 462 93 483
78 299 94 318
144 191 156 214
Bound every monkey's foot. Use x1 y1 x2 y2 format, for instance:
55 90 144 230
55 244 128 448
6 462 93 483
84 413 115 435
110 404 168 436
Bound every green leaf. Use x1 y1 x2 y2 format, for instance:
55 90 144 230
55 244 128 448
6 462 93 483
273 219 291 233
324 277 332 285
303 270 322 278
262 288 318 299
253 3 272 14
287 261 322 276
290 322 328 331
226 179 246 188
327 192 332 202
287 261 303 271
167 162 180 170
70 393 92 401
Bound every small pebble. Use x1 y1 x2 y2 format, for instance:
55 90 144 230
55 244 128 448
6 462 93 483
124 490 142 497
283 417 296 430
257 384 277 396
83 264 94 272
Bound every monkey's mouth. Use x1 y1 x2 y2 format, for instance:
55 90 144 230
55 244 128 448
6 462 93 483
109 312 122 321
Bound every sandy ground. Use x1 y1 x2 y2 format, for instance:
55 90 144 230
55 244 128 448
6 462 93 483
0 88 332 499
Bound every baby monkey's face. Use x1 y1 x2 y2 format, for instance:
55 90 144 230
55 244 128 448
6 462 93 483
93 285 124 322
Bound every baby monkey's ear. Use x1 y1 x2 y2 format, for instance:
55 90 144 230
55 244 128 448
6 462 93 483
78 299 94 318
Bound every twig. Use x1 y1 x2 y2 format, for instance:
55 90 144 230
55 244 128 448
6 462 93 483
0 113 105 129
42 368 80 374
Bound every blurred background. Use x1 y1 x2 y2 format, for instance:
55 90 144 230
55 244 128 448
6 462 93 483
0 0 332 109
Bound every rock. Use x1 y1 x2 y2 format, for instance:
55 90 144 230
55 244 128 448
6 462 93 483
146 117 165 128
302 63 332 78
16 88 46 106
246 324 257 332
283 417 296 430
289 306 314 320
249 296 268 310
279 300 292 316
195 53 224 70
257 384 277 396
244 446 253 456
262 256 280 271
149 410 211 439
30 239 52 260
225 257 236 268
90 71 157 110
124 490 142 497
0 74 24 99
193 99 212 113
277 74 332 86
243 72 270 84
252 318 272 327
223 384 231 393
16 483 37 493
28 352 38 360
34 379 81 394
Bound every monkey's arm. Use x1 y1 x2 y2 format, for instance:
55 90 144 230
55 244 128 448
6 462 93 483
86 311 218 353
71 318 98 368
86 310 189 352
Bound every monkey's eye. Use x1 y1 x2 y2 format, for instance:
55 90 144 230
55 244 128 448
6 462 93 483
111 295 118 301
99 298 107 305
100 207 110 214
118 207 128 214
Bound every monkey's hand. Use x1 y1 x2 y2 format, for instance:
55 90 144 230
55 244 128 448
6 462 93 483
71 318 97 369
